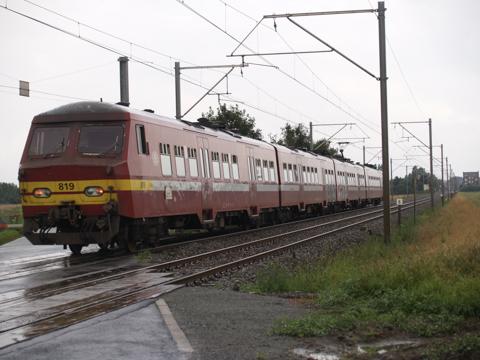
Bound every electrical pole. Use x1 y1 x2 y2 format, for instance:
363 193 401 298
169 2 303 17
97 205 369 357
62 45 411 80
174 61 245 120
175 62 181 119
390 157 393 197
405 165 408 196
413 166 417 224
440 144 445 206
232 2 389 243
310 122 313 150
446 157 449 199
428 118 434 208
363 145 366 165
118 56 129 106
378 1 390 243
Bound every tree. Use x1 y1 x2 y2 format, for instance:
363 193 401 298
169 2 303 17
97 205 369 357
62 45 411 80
274 123 338 157
202 104 262 140
0 183 20 204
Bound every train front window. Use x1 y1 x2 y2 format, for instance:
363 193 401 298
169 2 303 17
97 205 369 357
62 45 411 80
28 127 70 157
78 125 124 156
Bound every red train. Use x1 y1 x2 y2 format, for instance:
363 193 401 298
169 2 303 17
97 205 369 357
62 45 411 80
19 101 382 254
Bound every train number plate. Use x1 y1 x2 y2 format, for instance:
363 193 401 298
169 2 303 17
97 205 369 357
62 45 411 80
57 182 75 191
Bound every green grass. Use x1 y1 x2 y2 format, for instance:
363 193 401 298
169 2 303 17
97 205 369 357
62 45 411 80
0 204 23 245
424 334 480 360
0 229 22 245
248 193 480 340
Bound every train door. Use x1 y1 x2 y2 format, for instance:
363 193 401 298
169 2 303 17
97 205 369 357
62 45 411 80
197 137 212 220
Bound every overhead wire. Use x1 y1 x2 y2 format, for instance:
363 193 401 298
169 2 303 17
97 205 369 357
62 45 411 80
175 0 383 137
0 83 92 101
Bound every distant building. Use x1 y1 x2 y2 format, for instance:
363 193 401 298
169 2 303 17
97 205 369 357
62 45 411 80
451 176 463 191
463 171 479 186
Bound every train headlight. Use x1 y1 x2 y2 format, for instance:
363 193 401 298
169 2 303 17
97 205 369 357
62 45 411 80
33 188 52 198
84 186 104 197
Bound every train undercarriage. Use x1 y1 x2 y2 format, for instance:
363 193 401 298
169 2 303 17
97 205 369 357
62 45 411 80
23 197 381 255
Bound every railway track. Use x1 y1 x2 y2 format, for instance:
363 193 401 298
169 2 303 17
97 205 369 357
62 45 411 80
0 198 430 348
0 200 403 281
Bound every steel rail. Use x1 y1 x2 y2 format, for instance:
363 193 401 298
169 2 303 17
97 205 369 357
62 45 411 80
0 199 428 310
0 200 426 306
166 199 430 285
0 199 430 343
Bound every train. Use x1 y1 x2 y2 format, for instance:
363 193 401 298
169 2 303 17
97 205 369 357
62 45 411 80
19 101 382 255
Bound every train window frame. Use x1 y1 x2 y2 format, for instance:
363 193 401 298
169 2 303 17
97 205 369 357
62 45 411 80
293 164 299 183
187 147 199 178
269 161 275 182
202 148 210 178
28 126 71 158
232 155 239 180
287 163 293 183
174 145 186 177
262 160 269 181
255 159 263 181
159 143 172 176
222 153 230 180
212 151 220 179
136 125 148 155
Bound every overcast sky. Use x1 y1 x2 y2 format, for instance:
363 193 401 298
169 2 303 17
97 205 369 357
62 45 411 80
1 0 478 184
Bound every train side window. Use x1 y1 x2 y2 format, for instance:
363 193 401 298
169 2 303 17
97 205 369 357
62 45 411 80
287 164 293 183
159 143 172 176
293 165 299 183
269 161 275 182
212 152 221 179
187 148 198 177
315 168 319 184
263 160 269 181
174 145 185 177
201 149 210 178
255 159 263 181
283 163 288 182
136 125 147 154
222 153 230 180
232 155 239 180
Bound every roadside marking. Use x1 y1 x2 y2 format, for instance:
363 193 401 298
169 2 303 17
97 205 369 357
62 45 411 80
155 298 194 353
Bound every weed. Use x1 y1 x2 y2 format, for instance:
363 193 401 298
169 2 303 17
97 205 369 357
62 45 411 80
0 229 21 245
254 193 480 338
135 249 152 263
425 334 480 360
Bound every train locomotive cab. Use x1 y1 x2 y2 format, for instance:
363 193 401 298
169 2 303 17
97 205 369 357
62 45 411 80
19 102 130 254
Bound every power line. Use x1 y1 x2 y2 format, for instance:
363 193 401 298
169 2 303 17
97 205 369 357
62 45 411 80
175 0 383 137
22 0 198 66
218 0 377 142
0 4 216 93
0 84 92 101
365 0 426 118
31 61 115 83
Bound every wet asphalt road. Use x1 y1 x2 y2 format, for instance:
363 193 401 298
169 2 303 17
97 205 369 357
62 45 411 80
0 237 186 359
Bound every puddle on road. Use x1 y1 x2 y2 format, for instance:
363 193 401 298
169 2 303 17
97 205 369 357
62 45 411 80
357 338 421 355
293 348 339 360
293 338 422 359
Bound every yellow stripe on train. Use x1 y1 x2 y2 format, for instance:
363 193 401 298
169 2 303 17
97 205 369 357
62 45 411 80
19 179 180 206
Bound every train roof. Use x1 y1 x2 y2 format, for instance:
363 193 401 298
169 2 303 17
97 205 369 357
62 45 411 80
32 101 273 150
32 101 384 173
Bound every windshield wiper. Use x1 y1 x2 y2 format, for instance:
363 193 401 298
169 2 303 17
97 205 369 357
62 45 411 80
84 136 120 157
42 138 65 158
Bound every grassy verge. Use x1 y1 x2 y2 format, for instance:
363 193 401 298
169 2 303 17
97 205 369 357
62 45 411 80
0 229 22 245
0 204 23 245
248 193 480 357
